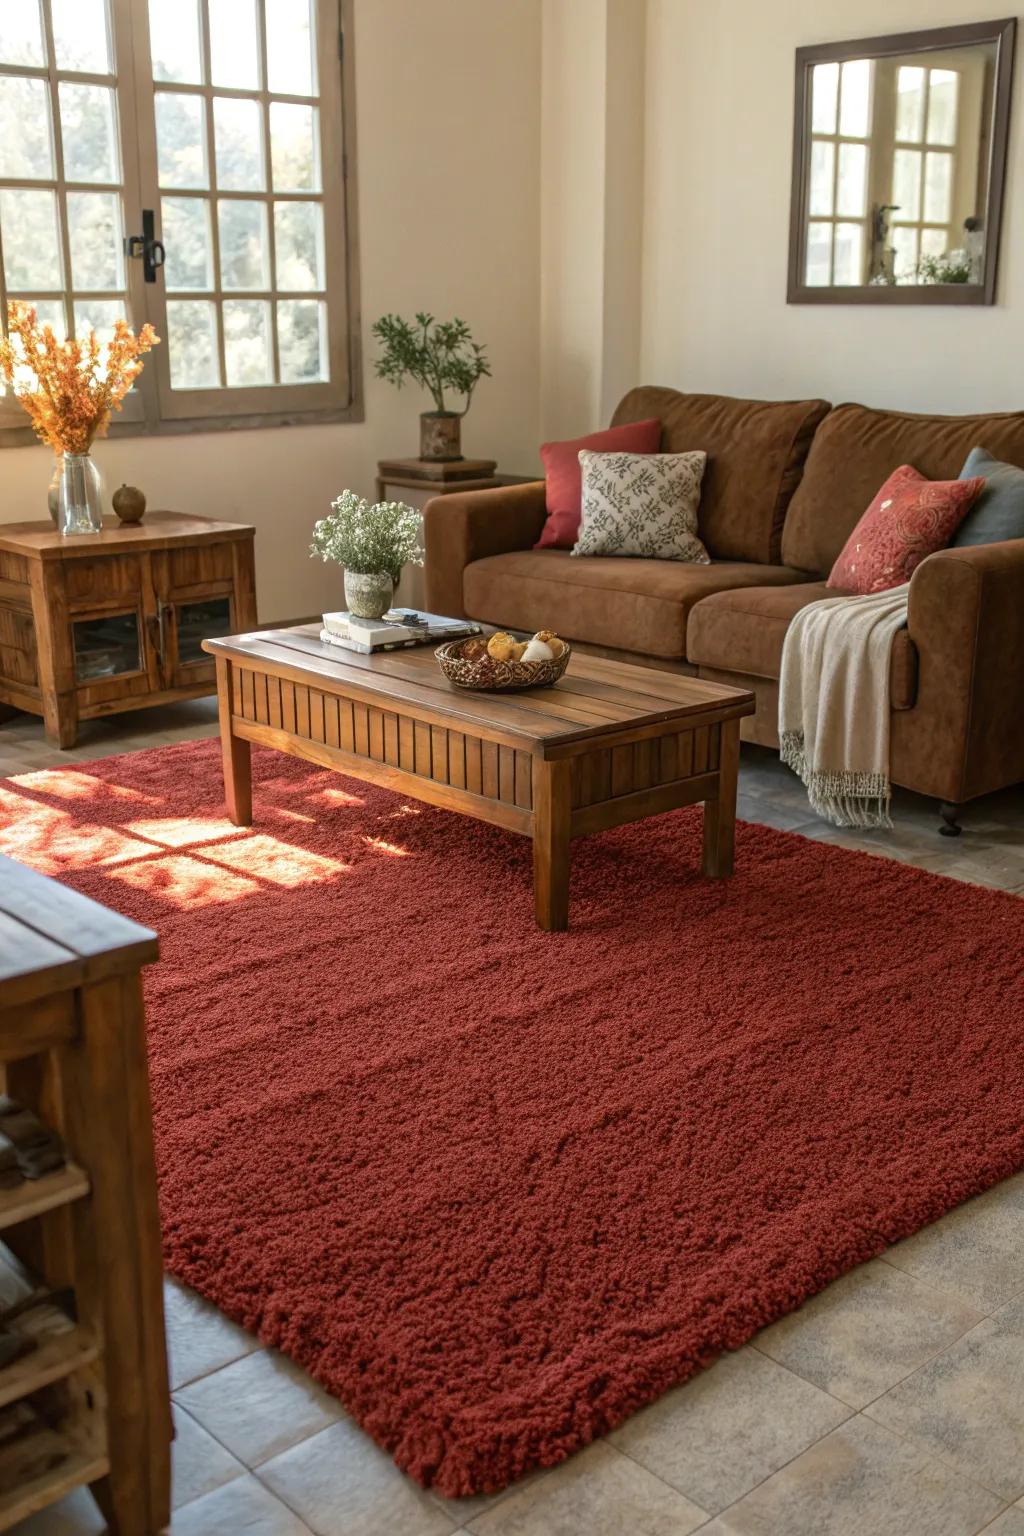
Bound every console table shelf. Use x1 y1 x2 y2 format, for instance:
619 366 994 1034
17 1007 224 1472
0 512 257 748
0 853 170 1533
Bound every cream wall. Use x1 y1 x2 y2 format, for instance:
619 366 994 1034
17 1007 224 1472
539 0 646 442
0 0 543 623
641 0 1024 412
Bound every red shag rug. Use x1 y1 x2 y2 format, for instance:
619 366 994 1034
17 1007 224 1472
2 739 1023 1495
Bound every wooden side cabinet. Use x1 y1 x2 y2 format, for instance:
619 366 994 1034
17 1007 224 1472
0 513 257 748
0 853 170 1533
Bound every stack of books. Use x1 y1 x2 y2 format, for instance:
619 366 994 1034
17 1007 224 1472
320 608 483 655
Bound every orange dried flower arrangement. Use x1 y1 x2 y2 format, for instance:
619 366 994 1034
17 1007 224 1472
0 301 159 454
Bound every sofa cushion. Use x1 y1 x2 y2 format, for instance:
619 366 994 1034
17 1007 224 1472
827 465 985 594
954 447 1024 547
462 549 814 660
611 386 831 566
687 582 918 709
783 403 1024 574
537 417 662 549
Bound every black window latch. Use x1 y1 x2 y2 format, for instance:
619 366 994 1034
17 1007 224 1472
124 210 165 284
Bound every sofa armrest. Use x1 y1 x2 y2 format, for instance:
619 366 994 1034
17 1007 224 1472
424 481 547 617
901 540 1024 801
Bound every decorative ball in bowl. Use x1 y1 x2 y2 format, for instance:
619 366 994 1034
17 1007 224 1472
435 630 571 691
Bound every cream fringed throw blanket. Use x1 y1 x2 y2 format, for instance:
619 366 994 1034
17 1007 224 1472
779 585 910 829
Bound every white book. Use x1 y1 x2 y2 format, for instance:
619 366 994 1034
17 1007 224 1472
321 609 483 650
319 628 420 656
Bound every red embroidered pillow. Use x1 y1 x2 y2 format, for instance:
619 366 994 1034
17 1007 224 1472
536 418 662 549
827 464 985 594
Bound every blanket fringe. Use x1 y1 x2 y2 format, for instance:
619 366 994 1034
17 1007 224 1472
780 730 892 830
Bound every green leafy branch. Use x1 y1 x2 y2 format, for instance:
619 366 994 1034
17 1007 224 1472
371 311 490 415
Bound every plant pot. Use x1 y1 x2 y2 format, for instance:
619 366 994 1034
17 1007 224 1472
344 569 394 620
419 411 462 462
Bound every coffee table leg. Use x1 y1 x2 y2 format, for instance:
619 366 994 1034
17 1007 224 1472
703 719 740 878
533 758 571 930
215 656 252 826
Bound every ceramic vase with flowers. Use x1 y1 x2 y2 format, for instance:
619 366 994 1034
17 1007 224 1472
0 302 159 536
310 490 423 620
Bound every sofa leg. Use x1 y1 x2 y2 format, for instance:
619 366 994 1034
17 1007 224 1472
939 801 962 837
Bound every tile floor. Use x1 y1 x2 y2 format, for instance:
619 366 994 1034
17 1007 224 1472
2 700 1023 1536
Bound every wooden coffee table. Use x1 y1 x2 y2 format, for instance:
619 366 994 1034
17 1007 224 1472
203 626 755 931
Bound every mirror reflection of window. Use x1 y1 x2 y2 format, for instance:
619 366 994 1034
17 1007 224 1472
806 59 873 286
796 30 1004 297
891 66 961 281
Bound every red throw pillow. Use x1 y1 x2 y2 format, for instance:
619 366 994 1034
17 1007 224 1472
535 418 662 549
827 464 985 594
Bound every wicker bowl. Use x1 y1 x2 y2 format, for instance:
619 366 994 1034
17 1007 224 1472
435 637 571 691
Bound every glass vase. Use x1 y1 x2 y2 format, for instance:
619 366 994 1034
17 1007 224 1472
59 452 104 536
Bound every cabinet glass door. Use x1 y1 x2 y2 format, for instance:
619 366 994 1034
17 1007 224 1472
73 612 143 682
175 596 233 666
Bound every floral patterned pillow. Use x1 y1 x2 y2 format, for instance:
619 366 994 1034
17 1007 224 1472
572 450 710 562
827 464 986 594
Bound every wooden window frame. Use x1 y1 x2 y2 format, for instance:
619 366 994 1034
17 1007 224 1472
0 0 362 448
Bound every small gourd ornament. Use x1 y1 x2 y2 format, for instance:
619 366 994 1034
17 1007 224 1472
112 484 147 524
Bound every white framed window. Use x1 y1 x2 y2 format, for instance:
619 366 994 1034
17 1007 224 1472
0 0 358 442
805 58 874 286
889 65 960 280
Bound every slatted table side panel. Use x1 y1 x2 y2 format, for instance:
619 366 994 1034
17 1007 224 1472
231 666 534 813
571 723 723 809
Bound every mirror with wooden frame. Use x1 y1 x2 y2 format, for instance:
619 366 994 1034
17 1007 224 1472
788 18 1016 304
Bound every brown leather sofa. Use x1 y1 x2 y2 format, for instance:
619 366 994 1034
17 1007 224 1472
424 386 1024 832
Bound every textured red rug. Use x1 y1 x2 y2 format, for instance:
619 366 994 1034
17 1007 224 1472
2 739 1023 1495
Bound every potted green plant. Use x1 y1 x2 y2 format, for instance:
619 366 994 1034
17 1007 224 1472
371 311 490 461
311 490 424 619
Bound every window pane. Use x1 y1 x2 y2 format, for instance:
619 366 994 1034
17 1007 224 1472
162 197 213 289
148 0 202 84
839 59 871 137
60 84 119 184
811 63 838 134
50 0 111 74
0 77 53 179
265 0 315 96
156 92 208 189
0 2 45 66
167 300 219 387
218 200 269 290
836 142 867 218
73 298 126 347
805 221 832 286
923 150 952 225
892 148 921 222
833 222 864 285
920 226 948 259
67 192 123 290
892 225 919 283
273 201 323 290
926 69 959 147
270 104 319 192
208 0 260 90
214 98 264 191
808 140 834 217
224 299 270 384
277 299 324 382
1 190 62 288
895 66 925 141
20 299 66 333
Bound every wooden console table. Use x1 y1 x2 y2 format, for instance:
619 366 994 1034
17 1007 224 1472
0 513 257 748
0 854 169 1532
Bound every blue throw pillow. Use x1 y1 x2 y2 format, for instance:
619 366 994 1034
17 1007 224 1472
954 446 1024 546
